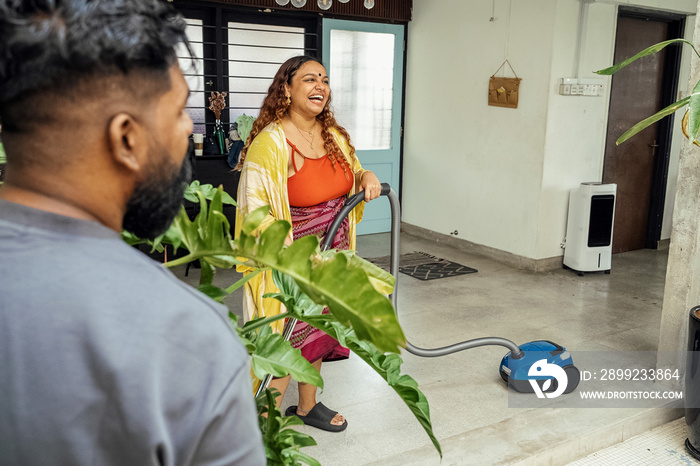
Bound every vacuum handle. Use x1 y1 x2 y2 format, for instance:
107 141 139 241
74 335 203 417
258 183 394 398
380 182 392 196
321 182 391 251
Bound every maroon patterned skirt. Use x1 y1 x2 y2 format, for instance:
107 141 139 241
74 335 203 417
288 196 351 362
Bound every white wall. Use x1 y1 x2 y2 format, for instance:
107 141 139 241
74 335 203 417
536 1 617 259
404 0 696 263
404 0 557 259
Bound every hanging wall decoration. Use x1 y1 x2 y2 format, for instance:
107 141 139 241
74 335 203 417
488 60 521 109
488 0 520 109
208 91 228 154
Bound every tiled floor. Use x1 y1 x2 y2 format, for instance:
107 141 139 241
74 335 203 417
567 418 698 465
173 229 691 465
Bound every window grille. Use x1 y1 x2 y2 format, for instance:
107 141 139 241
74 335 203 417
174 6 318 153
227 22 306 122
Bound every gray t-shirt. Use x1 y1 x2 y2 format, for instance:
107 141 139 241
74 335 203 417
0 200 265 465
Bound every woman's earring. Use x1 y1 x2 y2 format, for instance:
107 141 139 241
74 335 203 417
286 95 291 106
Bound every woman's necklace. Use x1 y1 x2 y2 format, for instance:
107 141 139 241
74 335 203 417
289 118 317 150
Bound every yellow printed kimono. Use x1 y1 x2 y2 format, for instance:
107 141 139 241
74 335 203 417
234 122 366 332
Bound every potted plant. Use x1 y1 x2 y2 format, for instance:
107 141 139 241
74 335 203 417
597 37 700 460
125 183 442 465
596 38 700 144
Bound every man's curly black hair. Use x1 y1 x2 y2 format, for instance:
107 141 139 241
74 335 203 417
0 0 191 133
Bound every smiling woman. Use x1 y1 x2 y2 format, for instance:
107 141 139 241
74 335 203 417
234 55 383 432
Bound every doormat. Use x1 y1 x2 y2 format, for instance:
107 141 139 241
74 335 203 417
365 252 478 281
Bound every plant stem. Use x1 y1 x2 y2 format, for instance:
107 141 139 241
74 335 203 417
225 269 265 293
164 250 247 268
241 313 289 333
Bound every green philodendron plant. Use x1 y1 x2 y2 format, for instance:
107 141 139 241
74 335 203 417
124 182 442 464
596 38 700 145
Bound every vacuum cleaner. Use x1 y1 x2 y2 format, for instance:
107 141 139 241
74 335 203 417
257 184 580 396
500 340 580 394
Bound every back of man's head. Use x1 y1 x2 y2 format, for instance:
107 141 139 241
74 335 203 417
0 0 190 135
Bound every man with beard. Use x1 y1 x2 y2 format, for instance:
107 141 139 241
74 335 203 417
0 1 265 465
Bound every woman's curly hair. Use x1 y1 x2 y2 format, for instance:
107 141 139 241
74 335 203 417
235 55 356 177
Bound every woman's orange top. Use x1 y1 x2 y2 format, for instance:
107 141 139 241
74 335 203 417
287 139 353 207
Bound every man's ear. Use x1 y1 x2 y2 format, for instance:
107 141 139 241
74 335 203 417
107 113 146 172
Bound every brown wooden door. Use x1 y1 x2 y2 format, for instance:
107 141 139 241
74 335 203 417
603 16 669 254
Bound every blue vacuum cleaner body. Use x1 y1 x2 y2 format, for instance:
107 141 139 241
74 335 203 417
500 340 580 394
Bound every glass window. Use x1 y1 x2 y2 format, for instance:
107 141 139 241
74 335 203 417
170 4 318 149
227 23 305 122
178 19 206 134
328 30 395 150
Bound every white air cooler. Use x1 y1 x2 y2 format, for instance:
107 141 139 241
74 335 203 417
563 182 617 274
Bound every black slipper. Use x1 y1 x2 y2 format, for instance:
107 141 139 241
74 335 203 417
285 402 348 432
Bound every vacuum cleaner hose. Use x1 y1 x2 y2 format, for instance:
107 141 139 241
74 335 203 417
331 184 525 360
407 339 524 358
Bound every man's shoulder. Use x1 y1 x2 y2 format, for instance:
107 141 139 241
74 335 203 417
4 222 240 356
100 243 234 330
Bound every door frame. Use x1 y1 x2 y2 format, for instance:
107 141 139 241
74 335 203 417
610 8 685 250
321 18 406 234
644 12 684 249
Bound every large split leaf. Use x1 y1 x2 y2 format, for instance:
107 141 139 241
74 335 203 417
595 39 700 146
197 283 228 303
615 96 690 145
265 272 325 317
324 249 395 296
303 253 403 352
233 220 403 353
269 272 442 459
348 339 439 456
250 331 323 387
123 181 235 254
184 180 236 206
595 39 698 76
242 205 272 236
169 189 237 270
257 389 320 466
687 80 700 144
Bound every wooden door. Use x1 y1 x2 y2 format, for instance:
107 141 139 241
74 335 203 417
603 15 669 253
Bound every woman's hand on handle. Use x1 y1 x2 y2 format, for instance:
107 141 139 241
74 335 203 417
359 171 382 201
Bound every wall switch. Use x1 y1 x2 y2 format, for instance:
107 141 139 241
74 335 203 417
560 78 604 97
